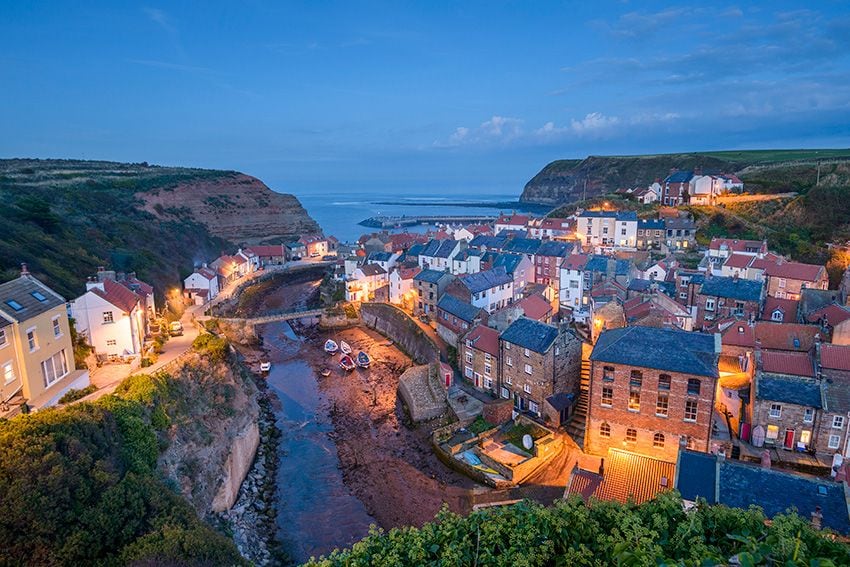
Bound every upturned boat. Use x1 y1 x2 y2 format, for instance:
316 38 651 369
339 340 352 355
355 351 371 369
324 339 339 353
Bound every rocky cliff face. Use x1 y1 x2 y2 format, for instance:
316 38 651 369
139 172 320 245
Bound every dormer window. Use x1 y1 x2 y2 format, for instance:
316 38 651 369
771 310 783 322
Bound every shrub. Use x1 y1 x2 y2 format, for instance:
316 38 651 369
192 333 230 363
58 384 97 404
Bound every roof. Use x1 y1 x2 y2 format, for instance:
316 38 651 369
572 449 675 505
820 344 850 372
437 294 483 323
395 266 421 281
535 241 572 258
516 294 552 321
761 351 815 378
468 235 507 250
807 303 850 326
721 322 820 352
545 392 575 412
799 289 844 318
638 218 665 230
584 255 610 274
245 244 284 257
502 237 542 255
0 274 65 325
420 239 459 259
367 251 393 263
194 267 217 281
561 253 589 271
723 253 754 269
577 210 638 221
90 279 141 314
665 170 693 184
491 253 526 275
761 296 799 320
413 269 451 284
699 276 762 302
358 264 387 277
823 374 850 414
499 317 559 354
496 213 530 226
764 261 824 282
758 372 820 405
709 238 767 254
465 324 499 356
459 267 512 294
591 326 719 378
675 450 717 503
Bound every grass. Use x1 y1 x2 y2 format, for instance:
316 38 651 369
504 421 547 448
467 415 494 436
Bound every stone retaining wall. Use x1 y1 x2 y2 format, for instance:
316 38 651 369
360 302 439 365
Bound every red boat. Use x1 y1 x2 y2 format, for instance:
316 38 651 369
338 354 356 372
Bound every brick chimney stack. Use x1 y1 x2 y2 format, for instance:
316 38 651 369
20 263 29 276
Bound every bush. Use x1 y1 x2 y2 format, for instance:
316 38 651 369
192 333 230 363
58 384 97 404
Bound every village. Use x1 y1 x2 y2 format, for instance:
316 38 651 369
3 167 850 538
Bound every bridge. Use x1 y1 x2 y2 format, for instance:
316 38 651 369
359 214 497 229
216 307 327 327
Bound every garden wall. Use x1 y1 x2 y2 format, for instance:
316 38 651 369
360 302 439 365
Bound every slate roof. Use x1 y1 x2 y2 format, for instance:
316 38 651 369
500 317 559 354
0 274 65 325
502 238 542 255
413 269 451 284
665 171 694 183
535 241 572 258
491 253 525 275
545 392 575 412
627 278 653 292
757 373 820 406
591 326 719 378
822 375 850 414
460 267 512 294
407 243 426 257
359 264 387 277
420 239 459 259
469 235 507 250
584 255 610 274
437 294 483 323
638 219 665 230
578 210 638 221
699 276 762 302
799 289 844 319
367 251 393 263
464 324 499 356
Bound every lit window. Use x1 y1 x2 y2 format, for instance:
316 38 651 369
769 404 782 419
656 393 669 417
628 390 640 412
601 386 613 407
2 362 14 384
625 428 637 443
599 423 611 438
684 399 698 422
653 433 665 448
658 374 671 390
833 416 845 429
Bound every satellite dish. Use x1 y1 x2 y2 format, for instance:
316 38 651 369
522 434 533 450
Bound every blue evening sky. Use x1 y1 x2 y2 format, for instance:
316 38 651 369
1 1 849 196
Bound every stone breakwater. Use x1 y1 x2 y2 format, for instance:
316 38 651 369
219 377 287 566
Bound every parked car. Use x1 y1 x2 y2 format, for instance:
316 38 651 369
322 254 336 260
291 255 302 261
169 321 184 336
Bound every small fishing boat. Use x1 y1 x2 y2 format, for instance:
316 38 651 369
339 340 352 355
320 368 331 377
339 354 356 372
324 339 339 354
355 351 371 369
259 361 271 373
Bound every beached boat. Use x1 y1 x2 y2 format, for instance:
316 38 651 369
339 354 356 372
259 361 271 373
339 340 352 355
355 351 371 369
320 368 331 377
324 339 339 354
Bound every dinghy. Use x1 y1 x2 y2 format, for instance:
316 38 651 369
259 361 271 372
339 340 352 355
355 351 371 369
324 339 339 354
320 368 331 377
339 354 356 372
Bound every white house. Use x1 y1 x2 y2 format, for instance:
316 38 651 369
345 264 388 302
389 266 421 305
632 186 659 205
689 175 726 205
71 278 145 360
575 210 638 250
418 239 464 271
183 266 220 305
450 267 514 313
559 253 590 319
450 250 482 275
527 217 572 239
366 251 400 273
494 213 530 235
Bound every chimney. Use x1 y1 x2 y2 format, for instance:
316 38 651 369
811 506 823 530
20 263 29 276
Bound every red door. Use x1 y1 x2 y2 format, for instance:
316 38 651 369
784 429 795 450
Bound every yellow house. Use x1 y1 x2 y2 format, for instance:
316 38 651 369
0 266 89 416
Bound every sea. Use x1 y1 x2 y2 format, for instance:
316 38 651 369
294 189 548 243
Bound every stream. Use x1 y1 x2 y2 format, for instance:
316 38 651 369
262 322 375 563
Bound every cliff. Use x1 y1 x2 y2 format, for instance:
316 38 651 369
0 159 319 298
520 149 850 205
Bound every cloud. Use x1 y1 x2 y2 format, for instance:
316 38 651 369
436 115 524 147
128 59 209 74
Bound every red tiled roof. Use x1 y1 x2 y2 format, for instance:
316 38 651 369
197 267 217 280
761 351 814 377
709 238 767 253
567 468 603 500
807 303 850 325
723 253 754 269
764 261 824 282
466 224 493 235
496 213 530 226
123 276 153 297
560 253 589 271
245 245 284 257
589 449 675 505
761 296 799 321
749 253 782 271
465 324 499 357
517 294 552 321
397 266 422 280
722 322 820 352
820 344 850 372
91 279 141 314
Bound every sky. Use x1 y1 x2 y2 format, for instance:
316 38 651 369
1 1 849 197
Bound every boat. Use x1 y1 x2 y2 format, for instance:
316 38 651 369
339 340 352 355
355 351 371 369
320 368 331 377
339 354 356 372
259 361 271 372
324 339 339 354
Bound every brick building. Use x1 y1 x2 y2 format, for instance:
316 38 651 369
814 344 850 455
461 324 500 394
764 261 829 300
412 269 455 317
695 275 763 330
498 317 581 419
533 241 573 304
435 294 487 347
586 326 720 462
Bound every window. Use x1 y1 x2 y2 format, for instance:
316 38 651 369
26 329 38 352
505 375 512 385
778 278 786 289
833 416 845 429
687 379 701 396
484 353 491 362
501 387 509 399
484 363 492 376
465 352 473 364
106 339 117 346
41 349 68 388
5 300 23 312
529 401 539 414
766 425 779 441
656 393 669 417
506 356 513 367
829 435 841 449
804 408 814 423
0 329 6 347
504 342 510 350
684 399 698 422
771 309 783 322
31 291 47 302
103 311 114 324
630 370 643 388
653 433 665 448
599 422 611 438
524 364 533 375
705 298 715 311
628 390 640 412
658 374 671 390
524 383 532 394
523 348 530 357
602 365 615 382
484 377 492 390
625 428 637 443
52 317 62 338
601 386 613 407
2 362 14 384
769 404 782 419
465 366 473 378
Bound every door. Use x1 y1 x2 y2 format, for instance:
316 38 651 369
784 428 795 450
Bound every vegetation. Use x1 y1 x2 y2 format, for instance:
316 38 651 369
0 159 234 299
467 415 494 435
311 494 850 566
0 336 246 565
192 333 230 364
68 317 92 369
57 384 98 404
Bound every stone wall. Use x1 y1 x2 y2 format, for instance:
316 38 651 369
398 364 448 422
211 420 260 512
360 302 440 365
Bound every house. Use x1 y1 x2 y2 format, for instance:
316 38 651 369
673 269 704 308
695 276 763 330
706 238 769 274
388 266 421 306
502 237 543 259
662 170 693 206
533 241 573 305
299 234 329 257
461 324 500 394
418 239 464 271
71 276 146 360
663 217 697 250
366 251 400 273
494 212 530 235
623 291 694 332
490 253 533 291
413 269 455 316
816 344 850 455
575 210 638 250
211 251 256 288
634 257 675 282
446 267 514 314
183 266 220 305
245 244 286 266
636 219 665 250
586 326 720 462
721 321 821 358
436 294 487 347
468 234 508 253
388 231 426 252
632 186 659 205
675 449 850 534
285 241 307 260
558 253 589 317
487 293 553 332
527 217 572 239
498 317 582 419
764 261 829 300
449 250 482 275
0 267 89 415
760 296 799 323
345 263 388 302
567 449 676 505
689 174 725 205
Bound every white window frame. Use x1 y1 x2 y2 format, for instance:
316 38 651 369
501 387 509 399
769 404 782 419
528 401 539 414
523 348 530 357
41 349 69 388
26 327 38 352
803 408 814 423
523 383 532 394
0 328 6 348
506 356 513 367
2 362 14 384
465 352 473 364
829 434 841 449
524 363 533 375
484 362 492 376
52 315 62 338
833 415 845 429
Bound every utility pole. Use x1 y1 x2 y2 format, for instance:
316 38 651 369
582 177 587 203
816 160 821 186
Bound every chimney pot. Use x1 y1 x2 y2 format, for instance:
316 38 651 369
20 263 29 275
